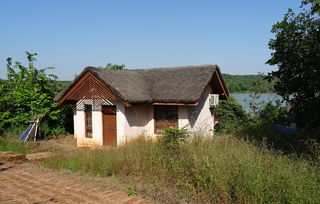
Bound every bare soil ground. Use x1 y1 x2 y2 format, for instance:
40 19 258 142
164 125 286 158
0 163 151 204
31 134 78 153
0 136 154 204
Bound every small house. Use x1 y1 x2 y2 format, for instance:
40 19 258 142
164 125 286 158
54 65 229 147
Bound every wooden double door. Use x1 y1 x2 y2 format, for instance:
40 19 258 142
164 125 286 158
102 105 117 146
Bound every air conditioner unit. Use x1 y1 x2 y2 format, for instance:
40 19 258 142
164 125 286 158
209 94 219 107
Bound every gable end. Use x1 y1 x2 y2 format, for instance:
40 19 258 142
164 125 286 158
56 71 129 106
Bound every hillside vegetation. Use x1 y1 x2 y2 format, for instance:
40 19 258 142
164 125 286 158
222 74 274 93
56 80 71 91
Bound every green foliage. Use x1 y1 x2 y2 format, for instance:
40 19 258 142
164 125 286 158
39 104 74 137
257 101 288 125
302 0 320 14
266 0 320 129
104 63 126 70
159 127 189 153
216 93 292 152
44 136 320 203
40 122 67 137
223 74 274 93
215 96 249 134
55 80 71 90
234 96 291 152
247 78 281 119
0 52 70 136
125 187 137 196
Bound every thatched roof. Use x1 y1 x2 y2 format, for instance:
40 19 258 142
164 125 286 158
54 65 228 105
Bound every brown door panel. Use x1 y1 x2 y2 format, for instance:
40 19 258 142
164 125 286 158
102 105 117 146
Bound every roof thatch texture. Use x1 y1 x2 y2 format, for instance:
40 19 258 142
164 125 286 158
54 65 226 104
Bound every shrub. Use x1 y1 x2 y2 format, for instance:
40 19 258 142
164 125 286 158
40 122 67 138
215 96 248 134
159 127 189 154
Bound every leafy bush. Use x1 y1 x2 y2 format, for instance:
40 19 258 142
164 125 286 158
40 122 67 138
159 127 189 153
215 96 249 134
256 101 287 125
216 92 295 152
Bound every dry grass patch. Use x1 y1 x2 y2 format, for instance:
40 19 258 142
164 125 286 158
43 135 320 203
32 134 77 153
0 134 76 155
0 136 34 154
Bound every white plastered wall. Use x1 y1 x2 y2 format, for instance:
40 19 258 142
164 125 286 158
115 101 126 145
178 106 189 129
187 85 215 136
74 109 85 141
124 104 154 141
73 108 78 138
74 99 127 147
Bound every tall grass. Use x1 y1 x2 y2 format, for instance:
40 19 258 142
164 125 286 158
44 136 320 203
0 136 33 154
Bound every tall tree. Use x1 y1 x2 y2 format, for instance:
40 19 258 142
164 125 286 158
266 0 320 128
0 52 60 133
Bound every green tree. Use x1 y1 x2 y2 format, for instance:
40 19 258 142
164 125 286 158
215 96 248 134
266 0 320 128
104 63 126 70
247 74 276 116
0 52 60 133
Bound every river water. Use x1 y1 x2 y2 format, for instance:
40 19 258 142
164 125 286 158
231 93 284 112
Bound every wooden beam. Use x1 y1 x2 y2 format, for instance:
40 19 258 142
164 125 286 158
214 70 228 100
152 102 199 106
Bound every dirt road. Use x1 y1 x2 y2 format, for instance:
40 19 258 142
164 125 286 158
0 162 152 204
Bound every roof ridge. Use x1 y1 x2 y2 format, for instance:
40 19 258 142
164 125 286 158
83 64 217 72
129 64 217 71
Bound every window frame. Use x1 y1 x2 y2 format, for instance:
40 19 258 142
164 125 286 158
84 104 93 138
154 105 178 134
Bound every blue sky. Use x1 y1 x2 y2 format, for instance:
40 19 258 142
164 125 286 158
0 0 301 80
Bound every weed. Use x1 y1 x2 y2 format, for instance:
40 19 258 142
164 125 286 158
124 187 137 196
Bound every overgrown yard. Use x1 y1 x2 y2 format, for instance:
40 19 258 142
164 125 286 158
43 135 320 203
0 136 33 154
0 134 76 154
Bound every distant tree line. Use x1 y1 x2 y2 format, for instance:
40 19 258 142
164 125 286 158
222 74 274 93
